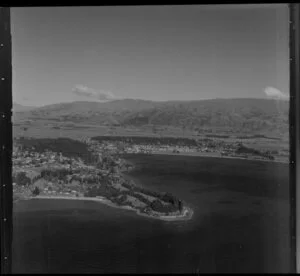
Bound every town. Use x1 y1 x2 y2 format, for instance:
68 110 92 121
88 135 278 161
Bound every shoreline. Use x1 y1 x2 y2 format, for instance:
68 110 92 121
124 151 289 164
26 195 193 222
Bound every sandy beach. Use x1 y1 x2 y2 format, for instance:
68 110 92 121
29 195 193 221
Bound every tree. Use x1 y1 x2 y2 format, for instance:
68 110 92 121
150 199 164 212
178 200 183 212
14 172 31 186
32 187 40 196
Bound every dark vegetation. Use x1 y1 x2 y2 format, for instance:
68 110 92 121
235 144 275 160
122 181 182 213
41 168 72 180
84 179 183 214
32 187 40 196
40 168 102 184
16 137 95 164
13 172 31 186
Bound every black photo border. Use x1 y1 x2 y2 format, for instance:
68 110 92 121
289 3 299 273
0 7 12 275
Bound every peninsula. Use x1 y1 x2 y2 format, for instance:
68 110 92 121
13 137 193 221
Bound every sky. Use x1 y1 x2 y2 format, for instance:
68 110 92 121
11 4 289 106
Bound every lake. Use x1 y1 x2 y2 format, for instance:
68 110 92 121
12 155 291 273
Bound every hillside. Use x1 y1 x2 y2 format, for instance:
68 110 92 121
13 99 159 124
13 98 289 135
121 98 289 133
13 103 37 112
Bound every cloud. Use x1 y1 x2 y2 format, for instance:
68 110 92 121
264 86 289 100
72 85 118 101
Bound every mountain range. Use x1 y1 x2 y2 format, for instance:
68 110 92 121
12 98 289 135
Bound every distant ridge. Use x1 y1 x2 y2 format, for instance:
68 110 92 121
13 98 288 134
13 103 37 112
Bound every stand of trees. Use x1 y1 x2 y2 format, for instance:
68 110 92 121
41 168 71 179
84 183 119 198
117 181 183 213
83 179 183 214
150 199 180 213
111 194 128 205
235 144 275 160
13 172 31 186
122 182 181 205
32 187 40 195
40 169 102 185
16 137 94 164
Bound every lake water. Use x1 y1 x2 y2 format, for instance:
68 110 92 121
12 155 291 273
